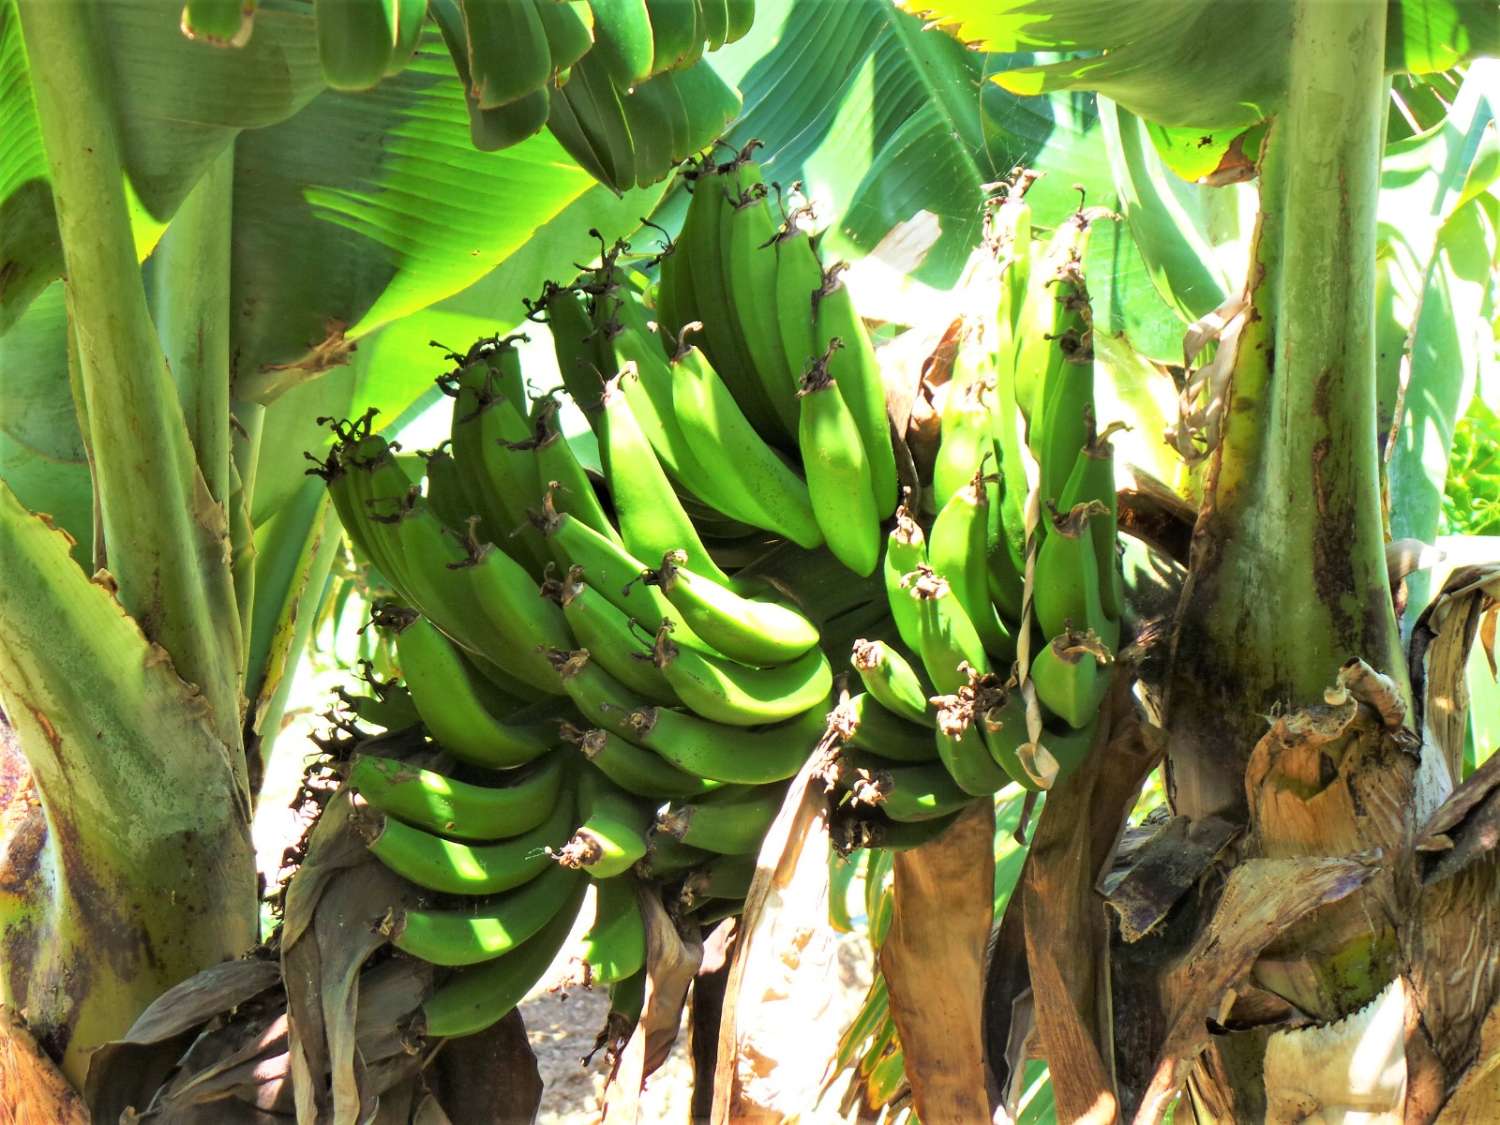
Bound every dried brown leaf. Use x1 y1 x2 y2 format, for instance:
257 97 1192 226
709 762 839 1123
1104 816 1241 943
882 797 994 1123
1133 855 1378 1124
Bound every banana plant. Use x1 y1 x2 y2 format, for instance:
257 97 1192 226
876 1 1500 1120
0 0 677 1087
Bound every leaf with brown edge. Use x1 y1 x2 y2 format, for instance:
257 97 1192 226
708 758 840 1123
1132 855 1379 1125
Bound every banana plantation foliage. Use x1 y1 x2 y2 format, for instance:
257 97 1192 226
1 0 1498 1121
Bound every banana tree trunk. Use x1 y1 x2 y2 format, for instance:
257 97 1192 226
0 0 259 1084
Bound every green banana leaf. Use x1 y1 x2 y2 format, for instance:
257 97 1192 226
898 0 1498 136
688 0 1113 299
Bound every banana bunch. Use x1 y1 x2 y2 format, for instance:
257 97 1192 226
826 187 1124 834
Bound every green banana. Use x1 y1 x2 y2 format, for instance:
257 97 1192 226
314 0 395 91
1032 501 1118 647
580 875 647 984
431 0 552 150
639 830 712 877
1013 209 1091 436
339 680 422 732
563 723 721 799
179 0 255 44
549 51 637 192
670 335 822 548
348 752 566 841
679 851 756 908
598 373 734 585
586 0 654 86
650 623 833 727
1057 414 1124 621
1030 627 1114 730
646 549 820 666
672 60 742 174
720 159 801 436
394 616 557 768
797 352 881 577
422 448 475 534
658 783 784 854
421 880 586 1037
542 282 609 419
932 673 1013 797
626 69 691 172
972 686 1041 791
552 650 825 784
932 345 994 509
812 264 898 519
844 809 963 852
533 403 620 547
697 0 728 50
610 969 647 1030
535 497 701 645
772 217 824 391
360 792 574 896
556 568 680 705
724 0 753 41
643 0 699 71
883 504 927 654
462 0 551 109
536 0 595 76
672 159 785 439
905 565 990 695
839 754 973 823
391 864 584 967
928 465 1016 662
850 640 932 727
554 768 654 879
837 692 939 763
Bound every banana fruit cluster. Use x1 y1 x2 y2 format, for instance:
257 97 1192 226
294 0 750 191
830 188 1124 845
309 189 871 1034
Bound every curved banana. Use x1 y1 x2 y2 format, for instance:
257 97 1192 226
549 51 637 192
670 336 821 548
533 401 620 547
647 549 819 666
812 263 898 519
391 864 584 967
586 0 654 86
1032 501 1117 647
973 687 1040 791
563 723 721 799
348 751 566 841
580 875 647 984
724 0 753 41
360 792 575 896
598 373 734 586
720 160 800 435
697 0 729 51
395 616 557 767
422 448 476 534
850 640 932 727
679 850 756 910
644 0 699 72
542 283 609 420
557 569 681 705
536 0 595 76
1057 415 1124 621
928 466 1016 661
839 754 973 823
463 0 551 109
1030 627 1114 730
932 677 1012 797
839 808 962 852
837 692 940 763
554 768 654 879
882 504 927 654
905 565 990 696
797 353 880 576
421 881 586 1038
651 624 833 727
552 649 825 784
657 783 784 854
314 0 395 91
931 352 994 509
639 830 712 877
